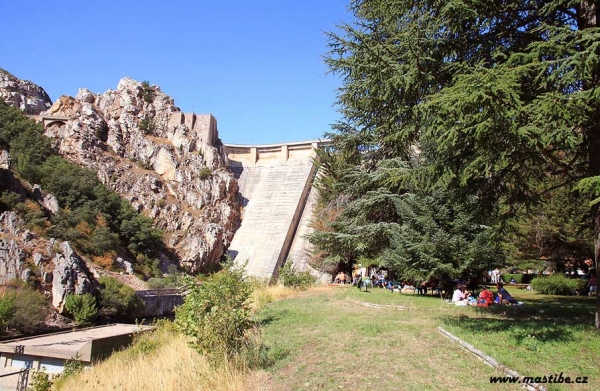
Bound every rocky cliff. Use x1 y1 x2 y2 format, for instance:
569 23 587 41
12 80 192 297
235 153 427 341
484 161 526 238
42 78 241 272
0 68 52 115
0 211 97 313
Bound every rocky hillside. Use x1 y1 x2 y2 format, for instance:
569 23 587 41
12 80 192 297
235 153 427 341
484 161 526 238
41 78 241 272
0 68 52 115
0 210 96 313
1 69 242 274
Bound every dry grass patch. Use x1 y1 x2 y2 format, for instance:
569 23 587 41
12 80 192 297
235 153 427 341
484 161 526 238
249 284 305 313
56 326 266 391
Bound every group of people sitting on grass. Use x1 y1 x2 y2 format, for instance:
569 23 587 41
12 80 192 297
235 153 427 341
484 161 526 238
452 282 519 306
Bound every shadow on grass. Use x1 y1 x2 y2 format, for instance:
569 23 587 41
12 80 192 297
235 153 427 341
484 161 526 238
476 297 595 322
441 295 596 345
442 315 580 344
255 308 289 326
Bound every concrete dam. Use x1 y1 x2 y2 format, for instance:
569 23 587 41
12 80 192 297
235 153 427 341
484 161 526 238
224 141 326 279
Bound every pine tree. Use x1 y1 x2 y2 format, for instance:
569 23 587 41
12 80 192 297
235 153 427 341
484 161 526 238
324 0 600 327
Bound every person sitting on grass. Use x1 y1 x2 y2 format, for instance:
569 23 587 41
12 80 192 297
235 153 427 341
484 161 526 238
496 282 518 305
477 286 494 306
452 284 471 306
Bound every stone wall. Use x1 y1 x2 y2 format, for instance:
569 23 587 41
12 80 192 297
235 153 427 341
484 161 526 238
135 289 183 317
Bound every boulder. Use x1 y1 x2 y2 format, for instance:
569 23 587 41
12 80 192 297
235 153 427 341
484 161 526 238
51 242 96 312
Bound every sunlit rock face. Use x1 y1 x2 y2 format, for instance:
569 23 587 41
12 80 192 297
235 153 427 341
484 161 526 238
42 78 241 272
0 68 52 115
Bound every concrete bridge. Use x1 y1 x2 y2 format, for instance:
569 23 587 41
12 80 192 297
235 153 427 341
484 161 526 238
224 140 329 279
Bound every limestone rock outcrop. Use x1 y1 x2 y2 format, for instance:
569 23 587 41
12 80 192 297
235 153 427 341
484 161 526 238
0 213 28 284
0 211 96 313
0 68 52 115
51 242 96 312
43 78 241 272
0 150 10 170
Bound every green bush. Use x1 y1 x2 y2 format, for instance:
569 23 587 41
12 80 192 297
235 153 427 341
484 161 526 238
139 116 156 135
278 261 317 290
62 353 85 377
0 191 22 212
99 277 144 319
199 167 212 179
140 81 156 103
174 261 252 361
9 287 48 334
51 353 85 390
0 293 16 334
27 369 53 391
64 293 98 326
147 278 168 290
500 274 534 284
147 276 179 290
530 274 579 295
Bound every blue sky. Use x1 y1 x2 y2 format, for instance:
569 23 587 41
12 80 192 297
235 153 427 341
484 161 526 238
1 0 352 144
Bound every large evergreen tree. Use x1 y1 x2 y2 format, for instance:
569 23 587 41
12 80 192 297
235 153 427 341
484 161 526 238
324 0 600 327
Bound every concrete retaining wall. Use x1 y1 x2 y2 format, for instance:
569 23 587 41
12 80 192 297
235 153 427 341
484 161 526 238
135 290 183 317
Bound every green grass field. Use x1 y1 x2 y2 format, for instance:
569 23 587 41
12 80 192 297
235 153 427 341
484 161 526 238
257 286 599 391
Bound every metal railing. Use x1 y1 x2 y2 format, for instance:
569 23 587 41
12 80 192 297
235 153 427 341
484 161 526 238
0 368 29 391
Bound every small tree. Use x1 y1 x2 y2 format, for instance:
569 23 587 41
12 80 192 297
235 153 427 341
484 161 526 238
278 262 316 290
98 277 144 319
174 261 252 361
0 293 16 335
9 287 48 334
140 81 156 103
139 116 156 135
64 293 98 326
27 369 53 391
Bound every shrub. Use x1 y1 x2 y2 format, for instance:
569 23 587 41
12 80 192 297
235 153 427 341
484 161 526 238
147 274 179 290
0 191 22 212
174 261 252 361
62 353 85 377
99 277 144 319
0 293 16 334
139 116 156 135
500 274 534 284
10 287 48 334
27 369 53 391
140 81 156 103
278 261 316 290
147 278 168 290
530 274 579 295
52 353 85 390
64 293 98 326
199 167 212 179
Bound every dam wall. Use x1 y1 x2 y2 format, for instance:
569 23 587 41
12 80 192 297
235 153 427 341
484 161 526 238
224 141 326 279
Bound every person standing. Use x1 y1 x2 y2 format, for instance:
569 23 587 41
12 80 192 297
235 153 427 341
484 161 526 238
492 268 500 284
589 274 597 296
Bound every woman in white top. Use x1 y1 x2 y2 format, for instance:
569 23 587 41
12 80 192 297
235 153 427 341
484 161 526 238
452 284 471 306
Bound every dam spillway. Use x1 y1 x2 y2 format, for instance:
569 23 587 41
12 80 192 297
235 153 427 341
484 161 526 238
224 141 325 279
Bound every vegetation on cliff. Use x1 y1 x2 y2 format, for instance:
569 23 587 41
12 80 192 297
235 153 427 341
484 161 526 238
0 98 164 278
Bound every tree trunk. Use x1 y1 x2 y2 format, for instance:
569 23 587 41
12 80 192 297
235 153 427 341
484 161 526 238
579 0 600 330
595 213 600 329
